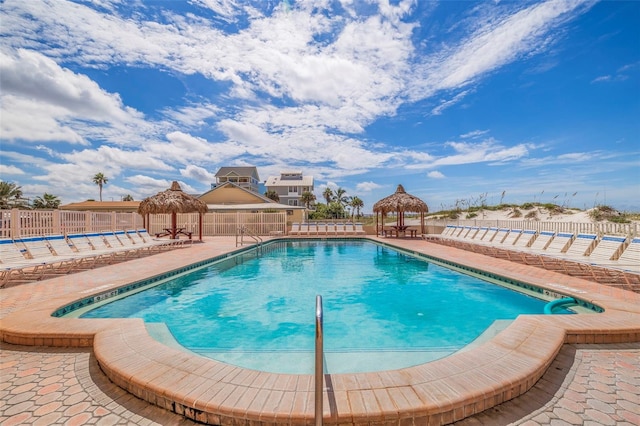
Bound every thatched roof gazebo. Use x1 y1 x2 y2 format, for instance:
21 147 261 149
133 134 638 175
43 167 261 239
138 181 208 241
373 184 428 236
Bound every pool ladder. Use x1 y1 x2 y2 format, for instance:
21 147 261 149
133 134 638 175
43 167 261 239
236 225 263 251
315 295 324 426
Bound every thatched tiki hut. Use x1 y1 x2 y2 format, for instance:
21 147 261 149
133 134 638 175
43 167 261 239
373 184 428 236
138 181 208 241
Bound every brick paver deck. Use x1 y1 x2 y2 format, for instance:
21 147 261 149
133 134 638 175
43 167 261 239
1 236 638 425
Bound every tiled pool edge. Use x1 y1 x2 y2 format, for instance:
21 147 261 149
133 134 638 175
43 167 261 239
1 237 639 425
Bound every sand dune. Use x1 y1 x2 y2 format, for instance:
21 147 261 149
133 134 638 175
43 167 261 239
421 207 637 224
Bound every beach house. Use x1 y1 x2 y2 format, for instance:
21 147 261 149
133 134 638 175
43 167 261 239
264 170 314 207
212 166 261 193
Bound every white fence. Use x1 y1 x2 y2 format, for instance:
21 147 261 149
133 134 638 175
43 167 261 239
423 218 639 237
144 211 287 236
0 209 287 238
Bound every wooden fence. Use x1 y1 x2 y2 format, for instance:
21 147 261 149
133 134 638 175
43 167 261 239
422 218 639 237
0 209 287 238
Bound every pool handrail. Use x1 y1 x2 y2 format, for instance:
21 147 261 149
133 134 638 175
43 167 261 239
315 295 323 426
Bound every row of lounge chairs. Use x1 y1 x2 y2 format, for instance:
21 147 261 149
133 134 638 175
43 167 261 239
0 230 186 287
426 225 640 291
289 222 366 236
434 225 638 267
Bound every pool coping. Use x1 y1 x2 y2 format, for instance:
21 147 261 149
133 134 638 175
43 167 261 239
1 236 639 425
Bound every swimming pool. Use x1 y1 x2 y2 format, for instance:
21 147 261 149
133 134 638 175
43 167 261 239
76 240 577 373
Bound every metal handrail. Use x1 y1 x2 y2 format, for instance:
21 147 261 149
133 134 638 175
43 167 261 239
315 295 323 426
236 225 263 247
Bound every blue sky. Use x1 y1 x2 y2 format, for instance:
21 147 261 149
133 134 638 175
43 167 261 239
1 0 638 213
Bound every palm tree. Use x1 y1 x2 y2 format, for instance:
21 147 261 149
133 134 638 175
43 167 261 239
322 187 334 204
122 194 134 201
300 191 316 209
335 187 349 208
264 190 280 202
0 181 23 209
32 193 61 209
350 196 364 219
92 172 108 202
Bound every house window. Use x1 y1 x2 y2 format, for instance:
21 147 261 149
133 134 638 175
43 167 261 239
287 210 293 215
288 186 298 193
288 199 299 206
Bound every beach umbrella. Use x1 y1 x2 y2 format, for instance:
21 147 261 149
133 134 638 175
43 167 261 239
138 181 208 241
373 184 429 235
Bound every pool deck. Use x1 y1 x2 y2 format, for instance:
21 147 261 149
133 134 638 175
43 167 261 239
1 236 639 425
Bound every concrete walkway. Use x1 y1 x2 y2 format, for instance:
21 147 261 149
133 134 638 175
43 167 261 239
2 341 637 425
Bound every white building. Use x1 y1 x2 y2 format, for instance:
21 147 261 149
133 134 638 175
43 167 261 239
264 171 314 207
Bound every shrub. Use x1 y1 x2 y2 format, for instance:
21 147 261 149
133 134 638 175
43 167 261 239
510 208 522 218
525 210 538 220
541 203 564 215
589 205 629 223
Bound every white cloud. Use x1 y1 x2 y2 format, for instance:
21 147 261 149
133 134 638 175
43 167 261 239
1 0 620 208
460 129 490 139
124 175 198 196
424 139 531 168
61 146 173 173
163 104 222 128
411 0 594 100
355 181 383 192
0 49 147 144
430 90 470 116
0 164 25 175
591 75 611 83
180 165 217 183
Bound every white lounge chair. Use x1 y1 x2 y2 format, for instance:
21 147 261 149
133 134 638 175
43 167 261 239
114 230 158 256
132 229 180 249
499 229 522 246
513 230 537 249
45 235 101 269
563 233 598 258
66 233 118 263
16 236 77 275
307 223 319 235
453 226 474 240
0 238 53 284
598 237 640 272
347 222 357 235
490 228 510 245
354 223 366 235
479 227 500 243
84 232 135 259
524 231 555 252
543 232 574 255
289 223 301 236
463 226 481 240
588 235 627 263
472 227 489 241
440 225 458 237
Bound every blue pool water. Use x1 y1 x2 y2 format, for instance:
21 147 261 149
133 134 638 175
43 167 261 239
81 240 568 373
